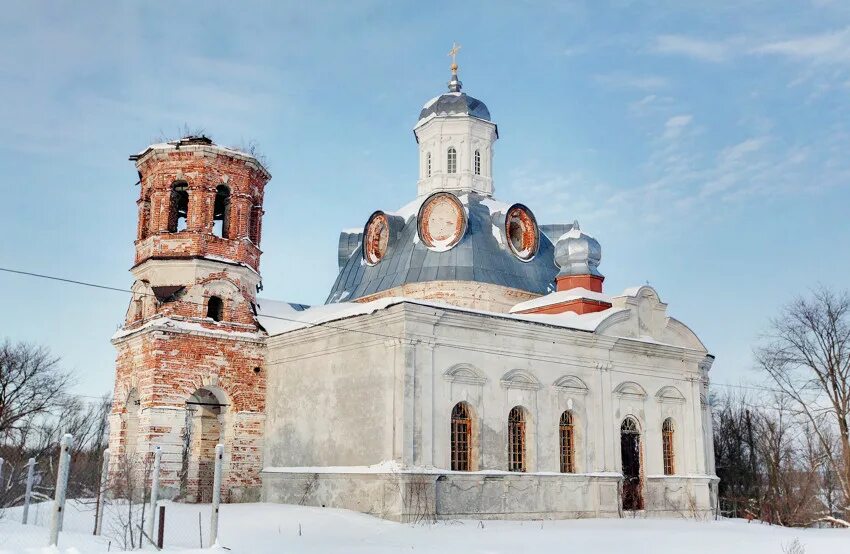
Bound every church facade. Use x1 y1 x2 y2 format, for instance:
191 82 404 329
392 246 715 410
108 57 717 520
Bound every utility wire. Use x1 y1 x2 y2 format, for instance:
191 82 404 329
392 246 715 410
0 265 781 396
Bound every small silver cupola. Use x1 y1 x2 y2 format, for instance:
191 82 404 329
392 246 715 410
554 221 603 278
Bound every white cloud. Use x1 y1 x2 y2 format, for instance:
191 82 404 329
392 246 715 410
718 137 768 165
662 114 693 139
653 35 733 63
754 26 850 64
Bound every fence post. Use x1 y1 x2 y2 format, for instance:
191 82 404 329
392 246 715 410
146 447 162 543
94 448 110 535
22 457 35 525
49 433 73 546
157 505 165 549
209 443 224 546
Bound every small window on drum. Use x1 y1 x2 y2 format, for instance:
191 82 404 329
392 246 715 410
474 149 481 175
505 204 539 261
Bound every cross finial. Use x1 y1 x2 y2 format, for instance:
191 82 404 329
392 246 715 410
448 42 462 73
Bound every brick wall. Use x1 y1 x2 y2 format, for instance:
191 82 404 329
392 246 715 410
108 141 270 502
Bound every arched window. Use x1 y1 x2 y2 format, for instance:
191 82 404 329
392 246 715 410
474 149 481 175
621 417 643 510
559 411 575 473
426 152 432 177
207 296 223 322
662 418 675 475
213 185 231 238
451 402 472 471
169 181 189 232
447 147 457 174
508 406 526 472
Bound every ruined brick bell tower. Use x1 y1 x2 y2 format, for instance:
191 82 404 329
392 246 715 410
109 136 270 502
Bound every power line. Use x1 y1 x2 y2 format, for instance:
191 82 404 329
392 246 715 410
1 265 779 396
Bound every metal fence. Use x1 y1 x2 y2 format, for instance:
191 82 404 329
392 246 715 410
1 435 225 550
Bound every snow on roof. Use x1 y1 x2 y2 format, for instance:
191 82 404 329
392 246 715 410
618 286 645 297
557 226 596 242
509 287 613 313
112 316 265 342
264 295 625 337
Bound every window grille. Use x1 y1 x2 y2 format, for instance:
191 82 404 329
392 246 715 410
508 406 526 472
662 418 675 475
451 403 472 471
474 150 481 175
559 411 575 473
426 152 432 177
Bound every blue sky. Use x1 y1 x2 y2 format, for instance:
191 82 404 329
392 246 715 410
1 1 849 399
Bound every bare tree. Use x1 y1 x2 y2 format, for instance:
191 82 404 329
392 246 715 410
756 287 850 522
0 340 72 442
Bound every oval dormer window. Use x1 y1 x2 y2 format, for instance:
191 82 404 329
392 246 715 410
505 204 539 262
363 211 390 265
417 192 466 252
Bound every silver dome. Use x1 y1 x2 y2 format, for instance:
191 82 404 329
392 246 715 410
417 92 491 126
554 221 602 277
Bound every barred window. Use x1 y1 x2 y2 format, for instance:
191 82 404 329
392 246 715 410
450 402 472 471
474 149 481 175
662 418 675 475
447 147 457 174
426 152 432 177
559 411 575 473
508 406 526 472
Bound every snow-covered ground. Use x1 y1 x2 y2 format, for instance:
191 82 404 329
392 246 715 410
1 500 848 554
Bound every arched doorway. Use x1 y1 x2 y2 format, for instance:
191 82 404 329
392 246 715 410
183 388 227 503
620 417 643 510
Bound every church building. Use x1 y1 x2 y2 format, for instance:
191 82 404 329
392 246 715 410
108 51 717 519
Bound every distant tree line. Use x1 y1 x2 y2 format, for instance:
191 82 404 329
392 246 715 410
714 287 850 528
0 339 111 510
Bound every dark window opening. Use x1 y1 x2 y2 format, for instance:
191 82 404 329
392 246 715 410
169 181 189 232
508 406 526 472
207 296 223 322
621 417 643 510
212 185 231 238
559 411 575 473
451 402 472 471
474 149 481 175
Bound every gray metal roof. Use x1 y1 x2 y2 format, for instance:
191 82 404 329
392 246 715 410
326 193 567 304
417 92 491 126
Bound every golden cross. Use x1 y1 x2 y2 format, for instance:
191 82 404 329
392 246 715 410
448 42 462 67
